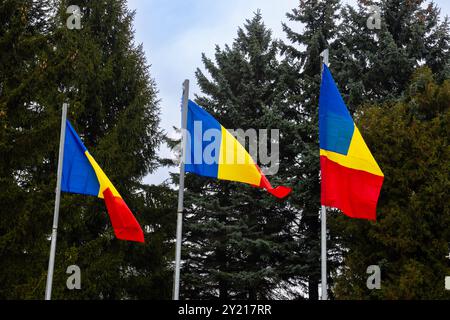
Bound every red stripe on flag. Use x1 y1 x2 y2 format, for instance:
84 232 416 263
320 156 384 221
103 188 145 243
258 171 292 199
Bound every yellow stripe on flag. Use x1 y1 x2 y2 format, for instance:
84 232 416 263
217 126 261 186
320 125 384 177
85 151 122 199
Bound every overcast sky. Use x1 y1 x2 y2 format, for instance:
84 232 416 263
126 0 450 186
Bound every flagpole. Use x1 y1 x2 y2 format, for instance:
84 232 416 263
173 80 189 300
320 49 329 300
45 103 68 300
321 205 327 300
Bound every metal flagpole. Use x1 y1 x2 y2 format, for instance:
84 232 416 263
321 205 327 300
173 80 190 300
320 49 329 300
45 103 68 300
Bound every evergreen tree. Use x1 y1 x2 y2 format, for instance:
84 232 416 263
180 12 300 300
0 0 55 299
281 0 450 300
0 0 170 299
280 0 341 300
332 67 450 299
327 0 450 299
332 0 450 109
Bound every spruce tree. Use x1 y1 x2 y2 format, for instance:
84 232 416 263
280 0 341 300
0 0 55 299
281 0 450 300
180 12 300 300
332 0 450 108
0 0 169 299
332 67 450 299
327 0 450 299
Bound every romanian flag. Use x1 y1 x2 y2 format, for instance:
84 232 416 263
319 65 384 220
184 100 291 199
61 121 144 243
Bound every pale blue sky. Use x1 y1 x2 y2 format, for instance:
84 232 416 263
126 0 450 185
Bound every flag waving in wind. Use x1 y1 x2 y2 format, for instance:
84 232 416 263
184 100 291 199
319 65 384 220
61 121 144 242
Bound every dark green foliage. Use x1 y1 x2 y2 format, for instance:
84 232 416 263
332 68 450 299
180 12 301 300
1 0 450 301
280 0 341 300
327 0 450 300
0 0 172 299
281 0 450 300
0 0 57 299
332 0 450 109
